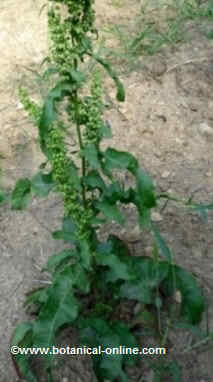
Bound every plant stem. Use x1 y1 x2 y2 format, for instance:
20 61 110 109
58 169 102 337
161 319 170 347
74 102 87 207
182 332 213 354
157 193 186 204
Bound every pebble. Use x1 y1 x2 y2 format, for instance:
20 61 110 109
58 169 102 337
167 188 174 194
144 246 153 256
134 302 143 315
16 102 24 110
122 226 141 242
149 59 167 77
154 151 161 158
205 171 212 177
174 291 182 304
161 170 170 179
198 122 213 139
151 211 163 222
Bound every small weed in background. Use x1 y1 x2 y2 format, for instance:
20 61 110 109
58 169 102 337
109 0 124 7
100 0 213 74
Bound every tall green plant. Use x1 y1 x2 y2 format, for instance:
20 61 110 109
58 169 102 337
9 1 211 381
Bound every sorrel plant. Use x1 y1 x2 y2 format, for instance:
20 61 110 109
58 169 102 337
9 0 211 381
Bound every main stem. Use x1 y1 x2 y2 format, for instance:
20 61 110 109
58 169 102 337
74 99 87 208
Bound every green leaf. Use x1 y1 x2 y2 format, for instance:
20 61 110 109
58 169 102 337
44 249 79 273
78 318 131 382
33 268 79 349
95 200 125 225
90 216 107 225
120 280 154 304
0 189 7 204
38 80 76 154
69 68 86 84
11 322 38 382
69 162 82 190
171 265 205 324
99 356 127 382
39 97 56 136
133 168 156 227
31 171 55 197
111 322 139 364
52 216 77 244
83 170 106 192
135 168 156 208
120 187 136 204
78 239 92 270
151 223 173 263
120 257 169 303
83 143 101 170
104 148 138 172
39 80 74 132
11 322 33 348
100 120 113 138
96 235 136 282
71 263 90 293
11 178 32 210
49 258 90 293
78 316 110 338
96 253 134 282
103 181 125 204
134 200 152 229
24 288 48 308
135 257 169 285
198 207 209 223
42 67 58 80
96 239 114 256
50 261 90 294
168 360 182 382
108 234 131 257
89 54 125 102
189 203 213 223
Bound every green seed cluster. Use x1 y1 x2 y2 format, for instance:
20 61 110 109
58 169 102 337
65 72 105 145
48 0 97 73
46 126 93 240
83 72 105 145
19 88 42 125
48 7 73 73
46 127 77 191
20 0 102 242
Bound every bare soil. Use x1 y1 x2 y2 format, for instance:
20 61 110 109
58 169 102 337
0 0 213 381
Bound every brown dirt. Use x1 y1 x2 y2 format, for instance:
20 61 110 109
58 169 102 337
0 0 213 381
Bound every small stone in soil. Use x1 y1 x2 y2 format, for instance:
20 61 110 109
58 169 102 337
151 211 163 222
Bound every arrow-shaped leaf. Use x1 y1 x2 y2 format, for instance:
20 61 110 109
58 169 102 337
11 322 37 382
171 265 205 324
11 178 32 210
104 148 138 172
151 223 172 263
33 268 79 350
31 171 55 197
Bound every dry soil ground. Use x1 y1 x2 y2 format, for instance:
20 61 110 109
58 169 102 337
1 0 213 381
